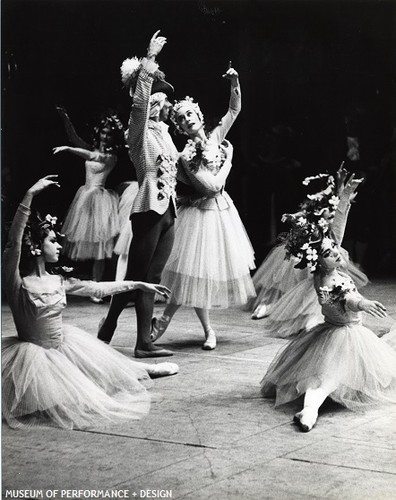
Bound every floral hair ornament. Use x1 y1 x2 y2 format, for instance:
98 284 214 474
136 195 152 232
120 56 174 98
92 113 125 153
300 173 340 224
279 216 329 273
23 212 62 257
171 97 205 135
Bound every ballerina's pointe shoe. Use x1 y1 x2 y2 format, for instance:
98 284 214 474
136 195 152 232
202 329 216 350
293 407 318 432
146 362 179 378
151 316 170 342
251 303 268 320
90 296 104 304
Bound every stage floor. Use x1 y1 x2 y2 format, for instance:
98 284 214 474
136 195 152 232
2 279 396 499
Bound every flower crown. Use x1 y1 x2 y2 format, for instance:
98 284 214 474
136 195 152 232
170 97 204 135
23 213 61 257
97 115 124 132
92 114 125 153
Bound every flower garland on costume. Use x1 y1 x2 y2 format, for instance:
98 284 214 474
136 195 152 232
182 139 226 174
318 280 357 310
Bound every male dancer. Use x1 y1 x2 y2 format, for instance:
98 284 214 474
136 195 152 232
98 31 178 357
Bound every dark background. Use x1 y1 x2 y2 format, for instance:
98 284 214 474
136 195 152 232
2 0 396 275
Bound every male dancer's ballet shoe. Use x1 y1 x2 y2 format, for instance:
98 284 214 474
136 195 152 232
97 317 114 344
202 329 216 350
251 304 269 320
134 346 174 358
293 407 318 432
146 362 179 378
151 316 170 342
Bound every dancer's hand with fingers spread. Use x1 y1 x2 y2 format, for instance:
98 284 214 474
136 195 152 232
147 30 167 59
343 173 363 203
359 299 387 318
27 175 60 196
53 146 70 155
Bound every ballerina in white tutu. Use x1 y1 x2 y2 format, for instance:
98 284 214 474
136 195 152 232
261 200 396 432
251 169 368 339
53 108 125 301
151 64 256 350
113 180 139 280
2 176 178 430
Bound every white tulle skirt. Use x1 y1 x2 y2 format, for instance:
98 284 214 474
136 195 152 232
62 186 119 260
261 321 396 410
114 182 139 256
246 244 308 312
263 277 323 338
161 196 256 309
2 326 151 429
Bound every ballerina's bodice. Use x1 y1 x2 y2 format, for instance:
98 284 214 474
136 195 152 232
320 273 362 327
178 139 234 211
84 152 116 189
322 301 361 327
17 275 67 348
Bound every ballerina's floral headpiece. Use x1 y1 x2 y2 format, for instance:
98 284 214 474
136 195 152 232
23 213 61 257
279 171 342 272
93 113 125 153
300 173 340 225
171 97 205 135
281 217 330 272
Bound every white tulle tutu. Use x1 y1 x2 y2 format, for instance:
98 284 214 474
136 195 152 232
261 321 396 410
62 186 119 260
161 193 256 308
2 326 151 429
247 244 308 312
262 277 323 338
114 182 139 256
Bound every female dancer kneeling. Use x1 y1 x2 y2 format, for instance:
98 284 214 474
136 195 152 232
261 212 396 432
2 176 178 430
152 65 255 350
